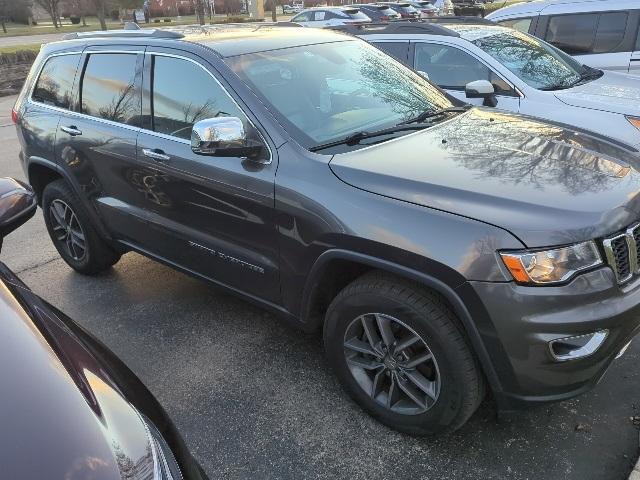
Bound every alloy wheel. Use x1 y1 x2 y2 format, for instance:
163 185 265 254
49 199 87 261
343 313 441 415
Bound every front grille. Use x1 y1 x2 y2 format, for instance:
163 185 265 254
603 224 640 283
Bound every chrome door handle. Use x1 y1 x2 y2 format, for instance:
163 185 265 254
142 148 170 162
60 126 82 136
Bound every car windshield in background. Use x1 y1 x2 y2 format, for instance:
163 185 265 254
462 27 588 90
225 40 454 150
342 8 370 19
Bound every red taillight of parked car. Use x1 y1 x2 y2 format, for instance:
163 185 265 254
380 15 390 21
11 108 19 124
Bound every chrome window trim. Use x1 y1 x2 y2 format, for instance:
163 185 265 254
144 50 273 163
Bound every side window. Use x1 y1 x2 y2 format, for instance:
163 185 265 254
414 43 514 95
372 41 409 65
314 10 327 20
151 55 249 140
32 54 81 109
637 25 640 51
293 12 311 21
546 12 628 55
80 53 140 124
593 12 628 53
497 17 532 33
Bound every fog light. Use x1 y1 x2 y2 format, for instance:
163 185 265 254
549 330 608 361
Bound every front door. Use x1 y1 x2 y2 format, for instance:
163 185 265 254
135 50 280 303
412 42 521 112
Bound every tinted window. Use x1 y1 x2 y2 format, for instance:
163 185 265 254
32 54 81 109
372 41 409 65
497 17 532 33
414 43 514 94
637 26 640 50
546 12 628 55
81 53 139 124
292 11 311 21
593 12 628 53
151 56 248 140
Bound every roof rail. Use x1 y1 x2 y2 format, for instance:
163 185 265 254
328 21 459 37
62 28 184 41
426 16 497 26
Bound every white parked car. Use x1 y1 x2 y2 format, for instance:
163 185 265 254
291 7 371 27
283 4 303 14
486 0 640 76
348 21 640 150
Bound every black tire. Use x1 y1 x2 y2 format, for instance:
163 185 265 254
42 179 121 275
324 271 485 436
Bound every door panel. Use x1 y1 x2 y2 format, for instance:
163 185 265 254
574 52 633 73
55 50 144 240
136 52 280 303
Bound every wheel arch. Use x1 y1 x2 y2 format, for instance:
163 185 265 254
26 157 114 241
299 249 504 394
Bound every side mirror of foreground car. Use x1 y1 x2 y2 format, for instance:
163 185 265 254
0 178 36 250
191 116 264 160
465 80 498 108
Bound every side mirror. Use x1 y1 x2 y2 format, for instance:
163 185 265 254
465 80 498 108
0 178 36 251
191 117 264 160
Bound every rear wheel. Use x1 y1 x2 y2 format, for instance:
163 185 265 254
42 180 120 274
324 271 485 435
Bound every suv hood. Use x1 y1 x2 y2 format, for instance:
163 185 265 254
555 71 640 115
329 108 640 247
0 279 154 480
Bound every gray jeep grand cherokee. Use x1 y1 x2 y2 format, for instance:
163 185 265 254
12 24 640 435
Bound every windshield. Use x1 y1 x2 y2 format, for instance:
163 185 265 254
468 28 588 90
225 40 454 150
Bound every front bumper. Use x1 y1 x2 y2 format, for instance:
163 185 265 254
468 266 640 409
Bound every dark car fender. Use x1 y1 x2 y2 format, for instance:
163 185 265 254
299 248 512 398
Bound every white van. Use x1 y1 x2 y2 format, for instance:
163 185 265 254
486 0 640 76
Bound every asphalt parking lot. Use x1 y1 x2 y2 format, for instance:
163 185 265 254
1 93 639 480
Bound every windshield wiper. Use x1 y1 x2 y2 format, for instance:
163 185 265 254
309 123 432 152
539 67 604 91
401 105 471 125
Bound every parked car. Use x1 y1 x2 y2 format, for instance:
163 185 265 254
377 2 421 19
345 21 640 150
352 3 402 21
405 0 439 18
291 6 371 26
14 25 640 435
0 177 206 479
451 0 484 17
486 0 640 76
429 0 454 16
283 4 303 14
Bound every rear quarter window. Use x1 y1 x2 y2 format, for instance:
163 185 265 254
545 12 629 55
32 54 81 109
497 17 532 33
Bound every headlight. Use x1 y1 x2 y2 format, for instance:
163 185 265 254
500 241 602 285
626 116 640 131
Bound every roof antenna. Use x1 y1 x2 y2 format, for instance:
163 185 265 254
124 22 141 30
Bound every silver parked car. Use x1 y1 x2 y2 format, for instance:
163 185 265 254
291 7 371 27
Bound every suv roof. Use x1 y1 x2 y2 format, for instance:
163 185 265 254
487 0 636 18
49 24 349 58
330 18 497 37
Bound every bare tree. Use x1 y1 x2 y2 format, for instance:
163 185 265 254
63 0 89 25
194 0 205 24
90 0 108 29
35 0 62 27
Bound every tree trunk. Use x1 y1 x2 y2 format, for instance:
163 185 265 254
82 15 87 26
97 4 107 30
196 0 206 25
1 21 6 34
271 1 277 21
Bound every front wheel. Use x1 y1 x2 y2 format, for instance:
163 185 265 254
324 272 485 435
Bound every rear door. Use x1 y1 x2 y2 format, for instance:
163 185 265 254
135 49 280 302
54 47 144 239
